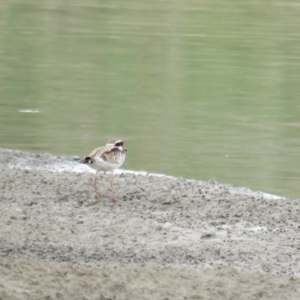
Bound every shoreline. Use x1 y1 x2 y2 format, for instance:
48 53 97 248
0 148 299 299
1 147 284 200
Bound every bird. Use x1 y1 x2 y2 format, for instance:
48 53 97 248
79 139 127 202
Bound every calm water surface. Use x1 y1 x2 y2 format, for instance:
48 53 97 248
1 1 300 198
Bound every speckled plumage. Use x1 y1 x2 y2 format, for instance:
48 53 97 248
79 139 127 201
81 144 126 171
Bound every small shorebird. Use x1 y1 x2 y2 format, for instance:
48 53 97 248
79 139 127 201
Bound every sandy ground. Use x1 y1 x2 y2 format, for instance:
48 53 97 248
0 148 300 299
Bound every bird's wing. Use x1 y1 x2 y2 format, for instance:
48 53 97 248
89 145 124 164
88 145 114 158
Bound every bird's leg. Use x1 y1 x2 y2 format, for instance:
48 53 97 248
93 171 100 199
109 172 116 202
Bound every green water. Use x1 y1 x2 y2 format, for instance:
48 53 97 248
1 1 300 198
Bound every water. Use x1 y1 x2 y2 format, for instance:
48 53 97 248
1 1 300 198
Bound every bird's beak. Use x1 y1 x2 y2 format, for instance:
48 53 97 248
123 147 127 152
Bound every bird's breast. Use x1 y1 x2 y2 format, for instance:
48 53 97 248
93 153 125 172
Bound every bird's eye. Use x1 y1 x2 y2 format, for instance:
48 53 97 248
115 142 122 147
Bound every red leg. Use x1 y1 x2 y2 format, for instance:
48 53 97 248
109 172 116 202
93 171 100 199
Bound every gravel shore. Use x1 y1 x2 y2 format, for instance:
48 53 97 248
0 148 299 299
